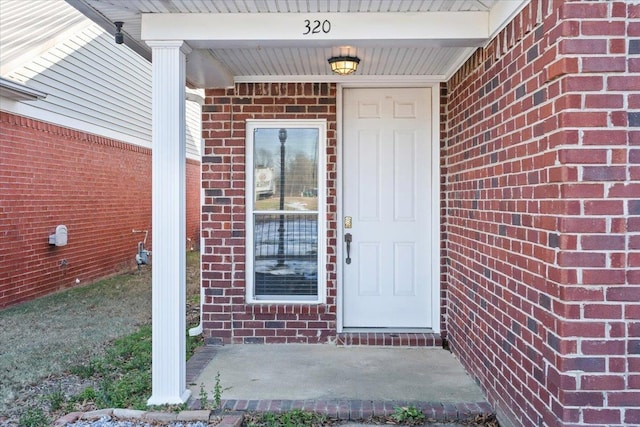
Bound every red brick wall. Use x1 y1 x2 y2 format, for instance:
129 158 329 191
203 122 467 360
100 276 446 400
443 1 639 426
0 112 201 307
201 83 337 344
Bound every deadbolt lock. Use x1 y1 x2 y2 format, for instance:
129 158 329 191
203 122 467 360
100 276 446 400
344 216 352 229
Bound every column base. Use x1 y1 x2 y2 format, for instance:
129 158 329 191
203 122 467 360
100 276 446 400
147 389 191 406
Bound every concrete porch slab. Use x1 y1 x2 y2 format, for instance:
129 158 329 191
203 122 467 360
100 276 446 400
187 344 486 407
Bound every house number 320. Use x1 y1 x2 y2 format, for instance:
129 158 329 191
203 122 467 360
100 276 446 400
303 19 331 35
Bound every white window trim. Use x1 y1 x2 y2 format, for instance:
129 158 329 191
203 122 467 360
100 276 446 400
246 119 327 304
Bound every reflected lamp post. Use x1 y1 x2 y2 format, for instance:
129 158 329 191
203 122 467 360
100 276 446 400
277 128 287 267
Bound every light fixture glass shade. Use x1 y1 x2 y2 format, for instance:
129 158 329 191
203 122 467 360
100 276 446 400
328 56 360 75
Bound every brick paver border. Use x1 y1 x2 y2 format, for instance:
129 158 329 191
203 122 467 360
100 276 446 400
207 399 492 422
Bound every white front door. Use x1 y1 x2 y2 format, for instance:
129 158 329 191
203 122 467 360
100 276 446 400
343 87 433 329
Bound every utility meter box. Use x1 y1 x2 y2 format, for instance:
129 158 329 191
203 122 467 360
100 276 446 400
49 225 68 246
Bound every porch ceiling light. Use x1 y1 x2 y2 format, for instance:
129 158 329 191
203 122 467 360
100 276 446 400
328 56 360 75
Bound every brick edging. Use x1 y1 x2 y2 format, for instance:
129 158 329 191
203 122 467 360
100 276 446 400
186 345 219 384
55 399 492 425
190 399 493 422
0 111 152 155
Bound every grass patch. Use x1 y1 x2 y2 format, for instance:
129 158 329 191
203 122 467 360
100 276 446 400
0 250 202 419
94 325 153 409
0 269 152 411
62 327 152 410
45 386 66 412
68 324 201 411
187 331 203 360
18 407 50 427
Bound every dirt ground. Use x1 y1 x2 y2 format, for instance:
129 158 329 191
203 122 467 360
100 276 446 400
0 251 201 423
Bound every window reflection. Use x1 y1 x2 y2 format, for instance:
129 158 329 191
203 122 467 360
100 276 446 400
253 128 318 211
251 127 320 298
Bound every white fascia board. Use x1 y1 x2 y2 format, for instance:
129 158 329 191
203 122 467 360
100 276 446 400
142 12 489 47
441 47 481 80
488 0 531 42
66 0 152 62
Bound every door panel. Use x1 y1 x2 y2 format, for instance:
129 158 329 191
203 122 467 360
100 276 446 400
343 87 432 328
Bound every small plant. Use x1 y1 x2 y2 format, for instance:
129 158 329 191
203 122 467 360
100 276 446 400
199 383 209 409
196 374 222 411
45 386 66 412
69 360 100 378
76 386 98 402
261 412 278 426
186 332 204 359
213 371 223 409
391 405 425 425
279 408 319 426
247 410 326 427
18 408 49 427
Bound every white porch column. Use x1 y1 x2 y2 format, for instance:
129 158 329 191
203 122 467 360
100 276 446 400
147 40 191 406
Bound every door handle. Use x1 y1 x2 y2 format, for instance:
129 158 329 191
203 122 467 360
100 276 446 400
345 233 352 265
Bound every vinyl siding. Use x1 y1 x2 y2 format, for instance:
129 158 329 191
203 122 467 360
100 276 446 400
5 24 152 147
1 0 201 159
0 0 90 74
186 92 203 159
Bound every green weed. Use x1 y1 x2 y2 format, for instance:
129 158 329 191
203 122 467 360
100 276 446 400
69 359 101 378
391 405 425 425
75 386 98 402
199 383 209 409
187 332 203 359
44 387 65 412
18 408 49 427
197 371 223 410
247 409 326 427
66 323 204 411
213 371 223 409
88 326 153 409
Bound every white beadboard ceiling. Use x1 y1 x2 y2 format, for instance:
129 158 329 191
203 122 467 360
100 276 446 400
65 0 529 87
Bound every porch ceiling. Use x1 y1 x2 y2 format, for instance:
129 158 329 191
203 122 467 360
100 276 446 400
65 0 528 88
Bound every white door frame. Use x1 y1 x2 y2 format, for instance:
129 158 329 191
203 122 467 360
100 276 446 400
336 82 441 333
